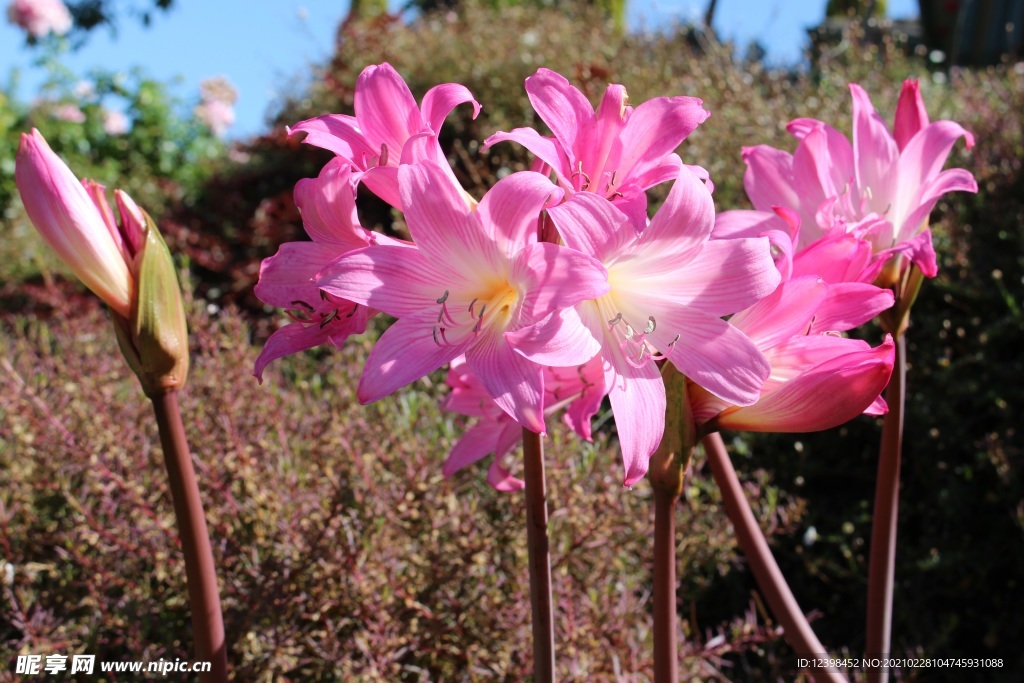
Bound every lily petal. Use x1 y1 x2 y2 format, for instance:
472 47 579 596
524 68 594 155
317 244 455 317
420 82 481 132
354 63 423 157
506 307 602 367
399 161 501 276
716 335 895 432
357 308 465 404
466 327 546 434
893 79 929 151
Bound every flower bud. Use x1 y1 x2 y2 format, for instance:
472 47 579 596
15 129 134 318
15 128 188 395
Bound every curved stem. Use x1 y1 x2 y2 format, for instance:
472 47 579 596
522 427 555 682
151 391 228 683
703 432 847 683
653 488 679 683
866 333 906 682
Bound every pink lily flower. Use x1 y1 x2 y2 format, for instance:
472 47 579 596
716 206 896 332
742 79 976 278
442 355 607 491
289 62 481 208
15 128 138 319
484 68 710 227
317 161 610 434
253 158 379 381
546 167 780 485
442 356 526 491
690 276 896 432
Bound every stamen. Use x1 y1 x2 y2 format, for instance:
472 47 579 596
468 297 479 316
319 309 338 328
435 290 458 326
473 303 487 332
608 312 623 328
668 334 681 348
290 300 315 312
572 161 592 191
379 143 389 167
624 325 635 340
345 304 358 318
645 316 656 334
319 290 331 301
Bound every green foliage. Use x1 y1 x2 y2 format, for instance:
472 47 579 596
1 45 229 287
826 0 888 18
65 0 175 36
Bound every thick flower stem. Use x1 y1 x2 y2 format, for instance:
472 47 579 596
522 427 555 682
866 332 906 683
703 432 847 683
653 487 679 683
648 365 694 683
151 391 228 683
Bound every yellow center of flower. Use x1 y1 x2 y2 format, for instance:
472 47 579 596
432 283 522 347
474 284 520 332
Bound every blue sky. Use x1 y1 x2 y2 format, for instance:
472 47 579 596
1 0 918 140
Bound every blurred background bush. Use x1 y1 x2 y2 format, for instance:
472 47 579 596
1 0 1021 680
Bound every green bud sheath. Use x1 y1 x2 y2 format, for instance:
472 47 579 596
113 211 189 396
648 364 696 496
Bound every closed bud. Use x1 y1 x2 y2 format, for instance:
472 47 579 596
15 129 134 318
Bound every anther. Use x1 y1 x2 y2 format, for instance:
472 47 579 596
436 290 450 304
290 300 315 312
608 312 623 327
468 297 479 316
645 316 656 334
624 325 635 340
668 334 680 348
319 289 331 301
379 143 389 167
